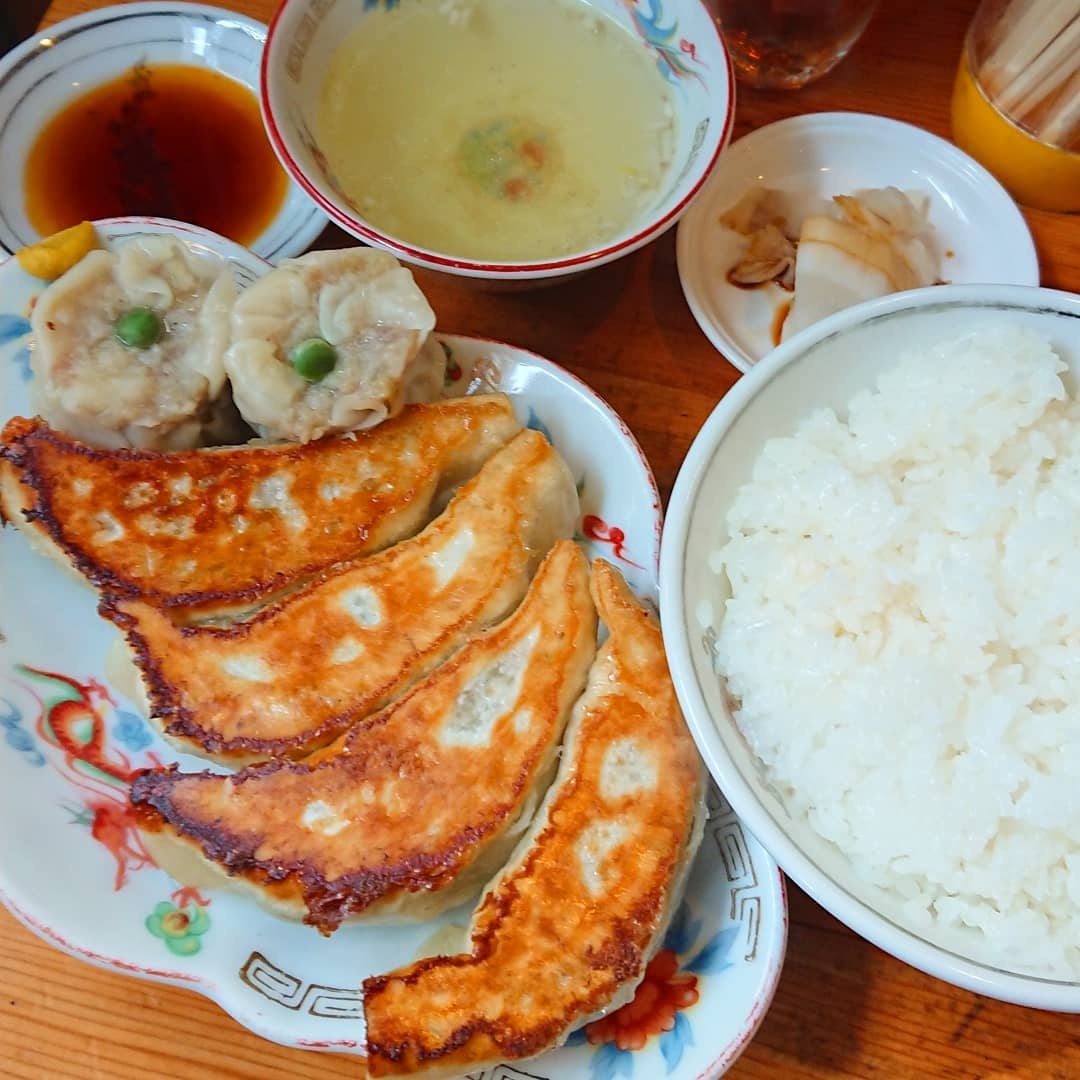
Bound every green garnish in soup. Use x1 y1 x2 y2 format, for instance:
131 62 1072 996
114 307 165 349
289 337 338 381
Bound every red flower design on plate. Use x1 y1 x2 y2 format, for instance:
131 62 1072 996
581 514 644 570
584 949 700 1051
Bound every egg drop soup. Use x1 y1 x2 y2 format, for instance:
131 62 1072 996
317 0 677 262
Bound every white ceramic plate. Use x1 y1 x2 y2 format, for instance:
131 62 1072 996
0 232 787 1077
0 2 327 262
676 112 1041 373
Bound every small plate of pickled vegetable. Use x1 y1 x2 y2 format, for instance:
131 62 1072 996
677 112 1040 372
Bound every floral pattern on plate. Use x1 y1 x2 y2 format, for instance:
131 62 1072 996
625 0 709 88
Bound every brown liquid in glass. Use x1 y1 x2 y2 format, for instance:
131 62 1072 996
24 62 288 245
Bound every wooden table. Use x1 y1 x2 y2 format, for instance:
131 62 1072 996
4 0 1079 1076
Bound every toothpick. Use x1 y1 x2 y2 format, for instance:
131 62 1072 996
1039 68 1080 147
1004 22 1080 122
980 0 1078 99
993 16 1078 112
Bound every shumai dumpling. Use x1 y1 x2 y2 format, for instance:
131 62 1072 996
30 236 240 450
223 249 443 443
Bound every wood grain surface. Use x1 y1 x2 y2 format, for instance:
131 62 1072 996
4 0 1080 1077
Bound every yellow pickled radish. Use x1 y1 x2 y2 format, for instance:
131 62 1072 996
15 220 98 280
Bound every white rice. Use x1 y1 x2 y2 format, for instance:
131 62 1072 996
712 325 1080 978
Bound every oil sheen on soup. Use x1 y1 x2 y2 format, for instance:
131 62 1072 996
317 0 676 262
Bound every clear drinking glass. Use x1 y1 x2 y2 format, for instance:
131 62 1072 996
712 0 880 90
951 0 1080 212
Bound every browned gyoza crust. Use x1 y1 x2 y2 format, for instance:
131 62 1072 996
0 395 519 613
361 560 706 1079
103 429 579 763
129 541 596 934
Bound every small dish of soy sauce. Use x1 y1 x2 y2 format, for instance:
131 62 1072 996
0 3 327 262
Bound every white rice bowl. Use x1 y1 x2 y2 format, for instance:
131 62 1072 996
713 325 1080 979
660 285 1080 1008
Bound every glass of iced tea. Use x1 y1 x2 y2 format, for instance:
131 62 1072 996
712 0 880 90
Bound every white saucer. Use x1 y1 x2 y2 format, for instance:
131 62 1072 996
676 112 1041 373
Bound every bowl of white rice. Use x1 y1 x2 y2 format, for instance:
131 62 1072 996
659 283 1080 1010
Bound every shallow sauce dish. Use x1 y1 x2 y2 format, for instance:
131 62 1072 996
261 0 734 282
661 284 1080 1011
0 225 786 1075
0 2 327 262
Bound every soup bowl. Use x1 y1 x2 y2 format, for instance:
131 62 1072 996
0 2 327 262
261 0 734 283
659 283 1080 1011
